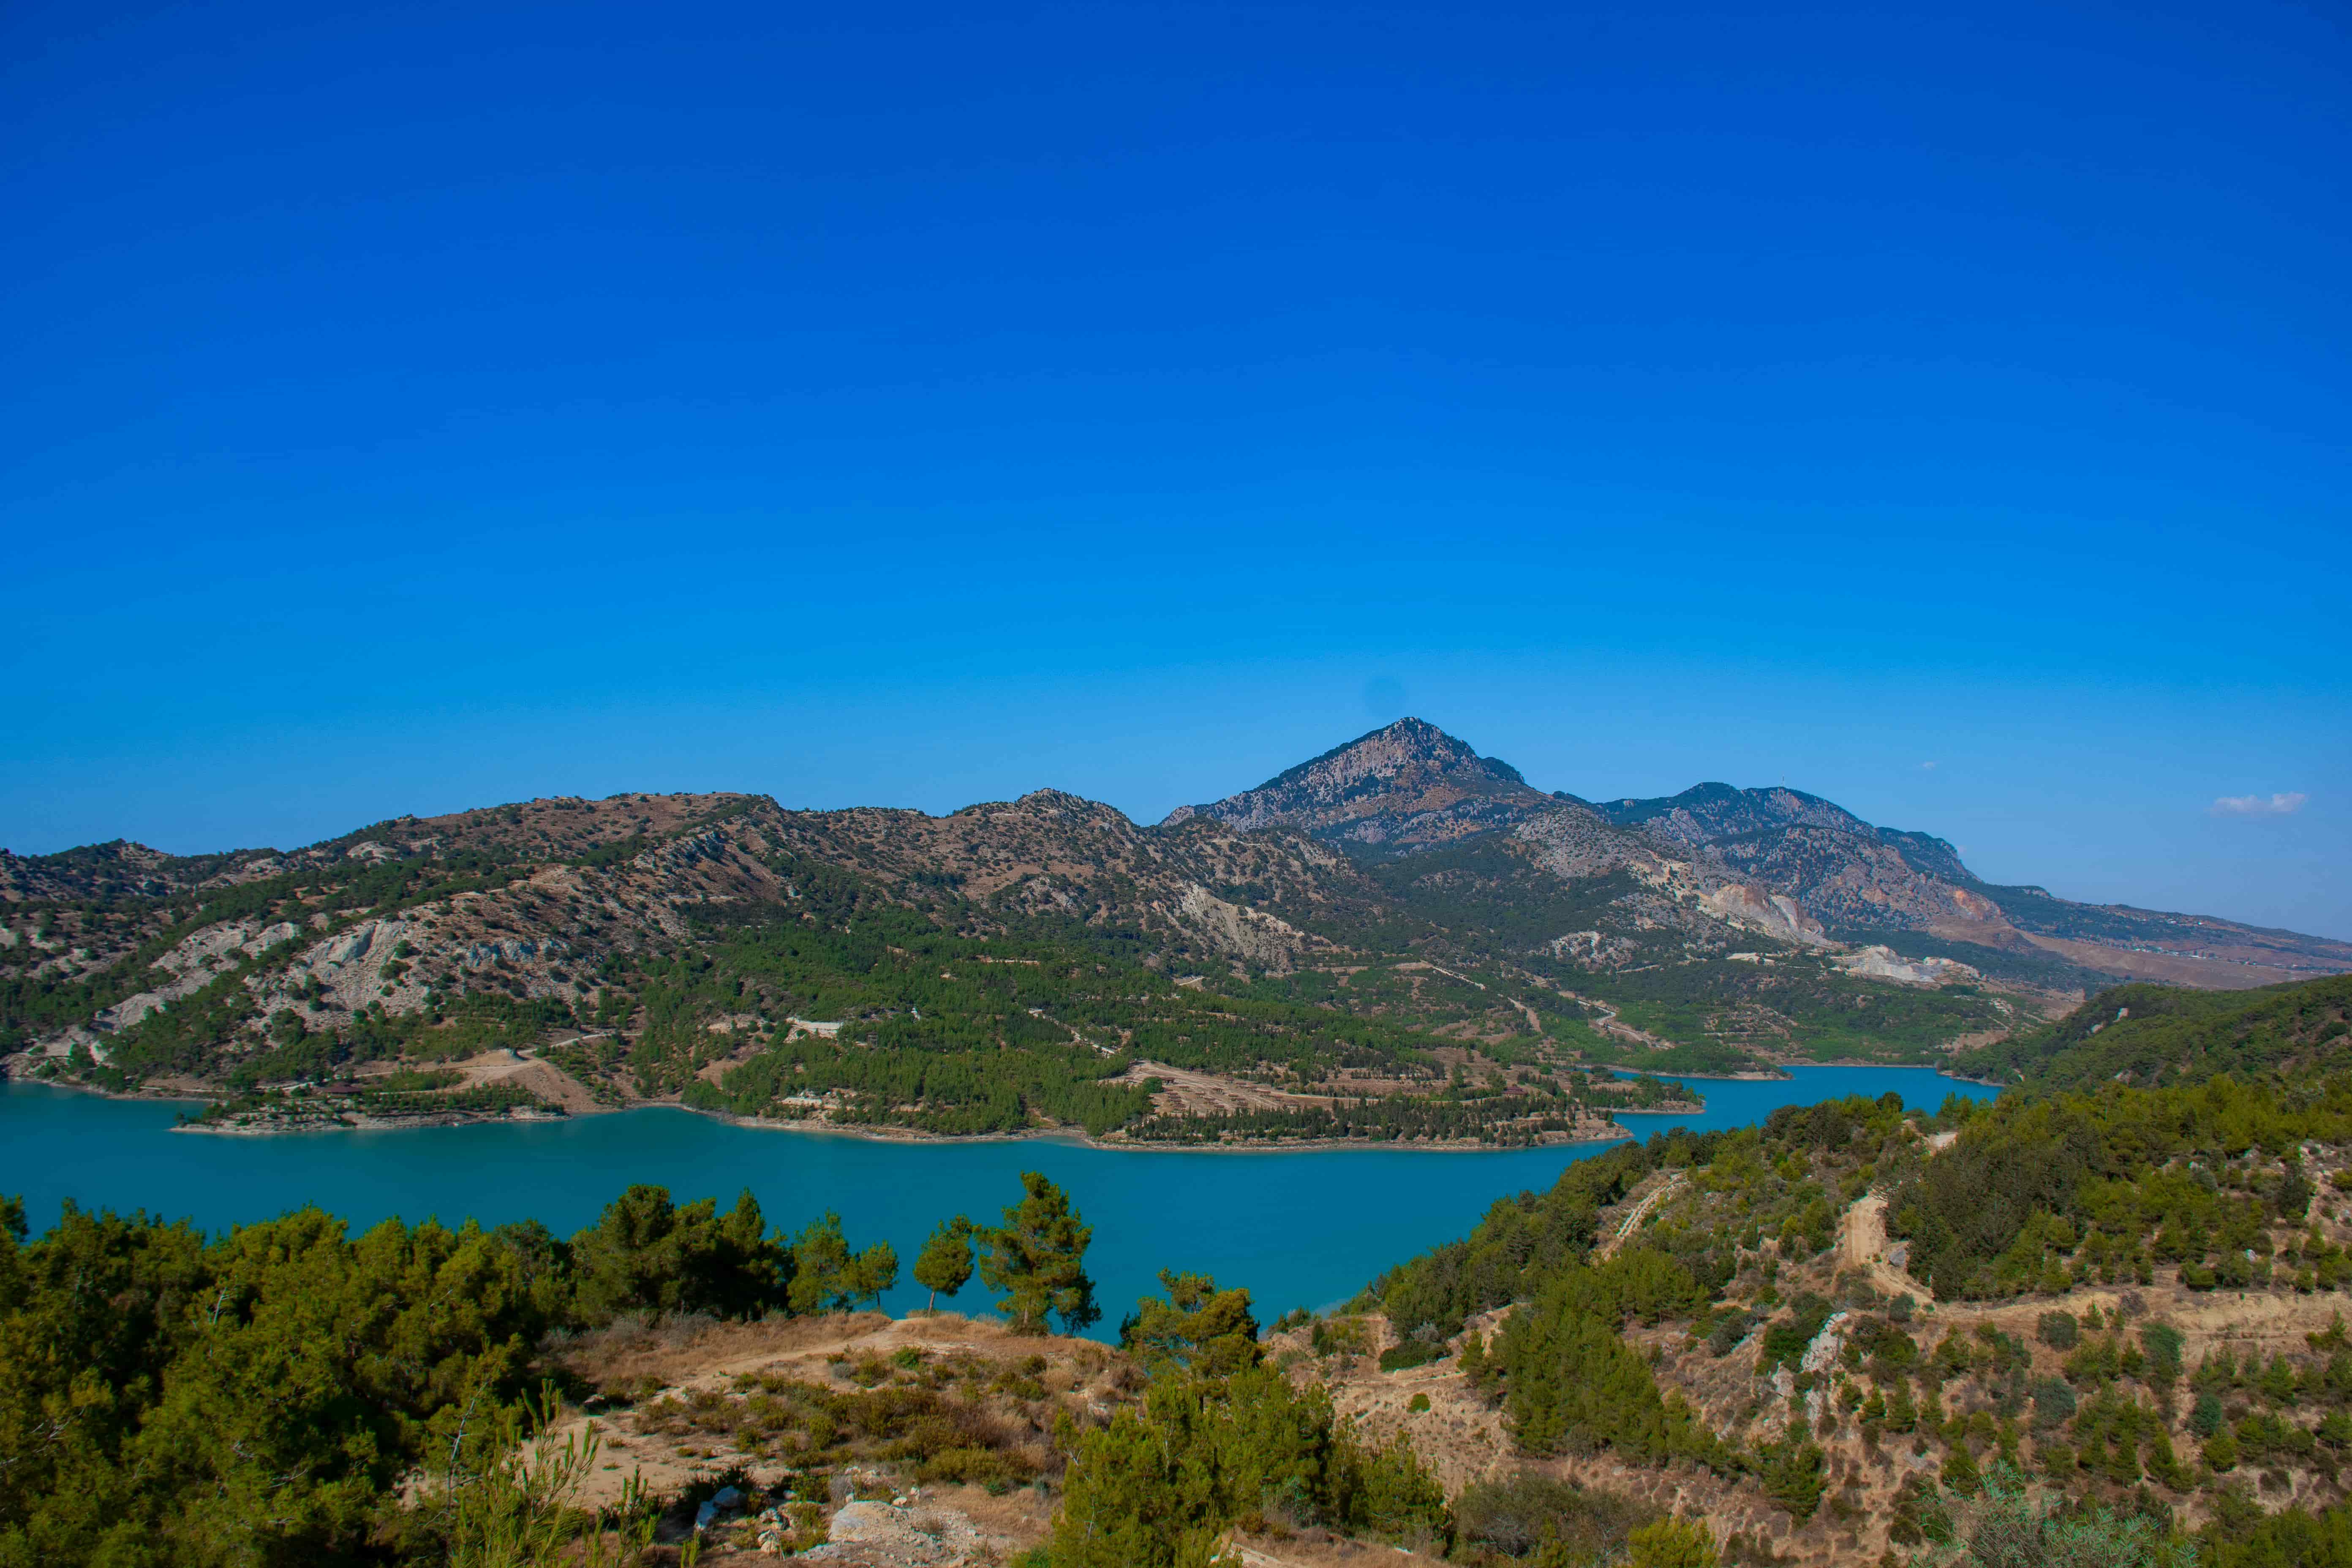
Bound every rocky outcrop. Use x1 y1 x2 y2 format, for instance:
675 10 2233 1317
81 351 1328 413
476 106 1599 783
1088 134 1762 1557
1834 945 1982 987
1699 884 1833 947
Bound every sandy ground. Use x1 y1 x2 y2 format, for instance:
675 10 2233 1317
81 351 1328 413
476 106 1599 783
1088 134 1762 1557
1113 1059 1312 1116
450 1047 608 1113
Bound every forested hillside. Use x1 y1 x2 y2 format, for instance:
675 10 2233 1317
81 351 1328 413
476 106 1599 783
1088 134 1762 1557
1330 975 2352 1561
1950 976 2352 1093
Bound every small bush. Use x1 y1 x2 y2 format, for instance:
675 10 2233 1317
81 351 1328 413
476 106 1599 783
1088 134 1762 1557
1628 1515 1720 1568
2031 1377 2077 1430
917 1445 1035 1493
2036 1311 2080 1350
1378 1340 1446 1372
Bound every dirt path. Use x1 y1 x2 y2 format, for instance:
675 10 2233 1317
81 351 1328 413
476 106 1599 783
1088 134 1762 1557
1554 988 1677 1051
1840 1191 1933 1304
1597 1172 1685 1260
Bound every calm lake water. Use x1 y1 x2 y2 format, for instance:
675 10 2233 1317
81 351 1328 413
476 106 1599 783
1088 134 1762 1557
0 1067 1995 1334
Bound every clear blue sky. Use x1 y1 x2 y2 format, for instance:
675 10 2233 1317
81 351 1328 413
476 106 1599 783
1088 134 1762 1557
3 0 2347 938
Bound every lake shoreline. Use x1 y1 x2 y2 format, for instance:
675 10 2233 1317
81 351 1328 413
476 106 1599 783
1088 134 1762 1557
13 1056 1979 1152
15 1054 1644 1152
1 1063 2003 1328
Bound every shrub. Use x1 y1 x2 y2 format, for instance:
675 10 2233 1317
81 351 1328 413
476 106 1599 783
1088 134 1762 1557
1046 1367 1444 1567
1310 1318 1369 1358
1628 1515 1720 1568
1911 1462 2195 1567
2031 1377 2077 1430
1452 1471 1652 1560
1756 1427 1826 1522
917 1445 1032 1493
1378 1340 1447 1373
2036 1311 2080 1350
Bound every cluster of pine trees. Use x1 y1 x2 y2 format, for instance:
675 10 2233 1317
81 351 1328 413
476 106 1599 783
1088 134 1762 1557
1888 1073 2352 1299
0 1170 1097 1567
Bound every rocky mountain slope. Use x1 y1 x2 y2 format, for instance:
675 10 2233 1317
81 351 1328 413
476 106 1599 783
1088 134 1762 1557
4 720 2344 1131
1179 721 2352 990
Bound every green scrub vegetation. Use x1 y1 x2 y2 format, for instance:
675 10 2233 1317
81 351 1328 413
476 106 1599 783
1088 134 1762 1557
0 1170 1088 1568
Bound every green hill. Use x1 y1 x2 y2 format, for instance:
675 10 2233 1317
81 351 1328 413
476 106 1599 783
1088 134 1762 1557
1949 975 2352 1092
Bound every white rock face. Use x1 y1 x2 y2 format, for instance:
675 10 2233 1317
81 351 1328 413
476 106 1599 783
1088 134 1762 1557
90 917 310 1033
282 917 416 1012
1173 883 1312 967
1798 1309 1851 1427
1699 883 1834 947
1834 945 1981 987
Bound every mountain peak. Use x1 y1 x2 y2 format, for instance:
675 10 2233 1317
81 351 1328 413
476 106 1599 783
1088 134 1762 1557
1269 717 1493 782
1162 719 1549 849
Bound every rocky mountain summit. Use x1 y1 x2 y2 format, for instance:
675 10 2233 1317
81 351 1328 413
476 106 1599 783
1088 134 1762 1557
1164 716 1559 848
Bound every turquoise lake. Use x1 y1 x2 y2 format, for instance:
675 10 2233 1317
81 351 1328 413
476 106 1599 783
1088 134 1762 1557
0 1067 1995 1333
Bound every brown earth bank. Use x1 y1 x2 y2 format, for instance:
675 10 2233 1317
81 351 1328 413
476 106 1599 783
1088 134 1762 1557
2021 934 2321 990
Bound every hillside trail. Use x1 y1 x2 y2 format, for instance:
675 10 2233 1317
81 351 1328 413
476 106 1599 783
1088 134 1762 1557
1597 1172 1686 1260
1841 1190 1937 1306
1536 981 1676 1051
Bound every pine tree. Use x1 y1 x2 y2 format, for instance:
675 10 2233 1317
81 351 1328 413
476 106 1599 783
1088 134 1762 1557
787 1212 898 1313
1121 1271 1261 1377
913 1217 975 1312
979 1172 1100 1334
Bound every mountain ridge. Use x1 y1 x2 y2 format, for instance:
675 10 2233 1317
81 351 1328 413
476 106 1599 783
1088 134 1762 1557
5 719 2347 1137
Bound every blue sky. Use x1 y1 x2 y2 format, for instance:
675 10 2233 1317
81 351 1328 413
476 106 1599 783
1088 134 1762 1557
3 0 2347 937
